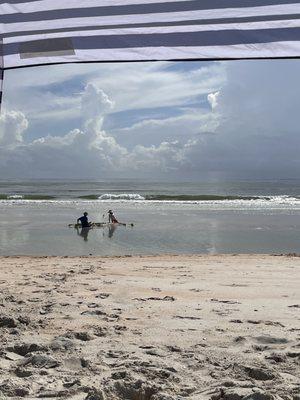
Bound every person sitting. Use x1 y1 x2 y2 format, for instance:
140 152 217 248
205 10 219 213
108 210 119 223
77 212 91 228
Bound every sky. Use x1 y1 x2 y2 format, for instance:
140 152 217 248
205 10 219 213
0 59 299 181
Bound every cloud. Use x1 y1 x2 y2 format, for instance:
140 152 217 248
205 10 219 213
0 110 28 147
81 83 115 123
113 110 219 149
207 91 220 110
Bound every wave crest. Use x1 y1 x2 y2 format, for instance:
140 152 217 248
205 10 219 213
7 195 24 199
98 193 146 201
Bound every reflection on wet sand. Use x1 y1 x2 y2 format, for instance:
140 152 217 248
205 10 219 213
76 227 90 241
108 224 117 238
76 224 118 241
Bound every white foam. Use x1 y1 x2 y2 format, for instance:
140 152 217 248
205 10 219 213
98 193 145 201
7 195 24 199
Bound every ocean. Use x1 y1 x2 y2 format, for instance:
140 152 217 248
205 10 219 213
0 179 299 256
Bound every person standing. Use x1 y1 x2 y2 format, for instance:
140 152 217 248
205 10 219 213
77 212 91 228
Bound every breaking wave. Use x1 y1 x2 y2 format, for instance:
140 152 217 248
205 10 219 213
0 194 55 200
7 195 24 200
98 193 146 201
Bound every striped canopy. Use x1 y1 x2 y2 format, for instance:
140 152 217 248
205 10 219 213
1 0 300 105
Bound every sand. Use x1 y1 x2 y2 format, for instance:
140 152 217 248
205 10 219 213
0 254 299 400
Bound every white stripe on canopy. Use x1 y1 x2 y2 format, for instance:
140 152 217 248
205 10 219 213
0 0 193 14
1 0 300 108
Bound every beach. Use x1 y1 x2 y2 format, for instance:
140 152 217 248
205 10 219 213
0 254 299 399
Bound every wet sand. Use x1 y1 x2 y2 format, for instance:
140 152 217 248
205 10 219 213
0 254 299 399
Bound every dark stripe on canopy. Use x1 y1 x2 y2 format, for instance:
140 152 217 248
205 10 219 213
2 13 300 38
4 27 300 57
0 0 298 24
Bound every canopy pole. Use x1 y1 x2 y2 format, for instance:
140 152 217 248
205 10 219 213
0 68 4 114
0 38 3 114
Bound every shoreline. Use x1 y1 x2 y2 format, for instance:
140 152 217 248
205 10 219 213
1 252 299 258
0 254 299 399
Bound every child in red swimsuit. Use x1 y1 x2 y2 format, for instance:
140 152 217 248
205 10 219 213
108 210 119 223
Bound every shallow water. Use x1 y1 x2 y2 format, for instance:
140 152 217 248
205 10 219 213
0 200 299 255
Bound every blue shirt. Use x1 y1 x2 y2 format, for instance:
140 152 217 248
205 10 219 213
78 216 89 228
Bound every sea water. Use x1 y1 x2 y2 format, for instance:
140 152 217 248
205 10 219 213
0 179 299 255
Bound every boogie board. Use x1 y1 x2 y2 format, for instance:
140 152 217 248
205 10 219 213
68 222 133 229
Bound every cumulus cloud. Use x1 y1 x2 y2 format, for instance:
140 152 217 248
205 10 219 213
207 91 220 110
81 83 115 123
0 110 28 146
